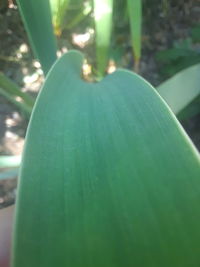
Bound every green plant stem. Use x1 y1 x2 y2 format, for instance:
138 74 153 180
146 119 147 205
127 0 142 71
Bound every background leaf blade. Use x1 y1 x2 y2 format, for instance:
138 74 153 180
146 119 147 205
0 72 35 108
50 0 70 36
93 0 113 77
157 63 200 114
16 0 57 74
127 0 142 71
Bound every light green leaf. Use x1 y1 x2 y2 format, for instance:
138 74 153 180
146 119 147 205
0 156 21 169
12 51 200 267
127 0 142 71
64 2 92 30
50 0 70 36
93 0 113 77
16 0 57 74
157 63 200 114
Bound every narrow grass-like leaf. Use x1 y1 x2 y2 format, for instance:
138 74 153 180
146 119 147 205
64 2 92 30
0 88 32 117
0 72 35 108
93 0 113 77
157 63 200 114
127 0 142 71
12 51 200 267
50 0 70 36
16 0 57 74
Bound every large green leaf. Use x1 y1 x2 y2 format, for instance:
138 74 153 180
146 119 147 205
16 0 57 74
93 0 113 77
157 63 200 114
12 51 200 267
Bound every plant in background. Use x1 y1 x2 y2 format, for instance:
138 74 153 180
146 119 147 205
127 0 142 72
157 63 200 116
156 25 200 78
50 0 70 36
93 0 142 76
50 0 92 35
93 0 113 78
16 0 57 75
0 2 200 265
156 39 200 77
0 72 34 117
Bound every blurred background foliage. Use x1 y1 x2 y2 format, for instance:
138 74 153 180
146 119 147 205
0 0 199 206
1 0 199 81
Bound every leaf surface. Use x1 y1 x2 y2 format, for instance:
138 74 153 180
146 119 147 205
12 51 200 267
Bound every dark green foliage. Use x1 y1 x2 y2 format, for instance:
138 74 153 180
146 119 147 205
191 24 200 43
156 38 200 78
